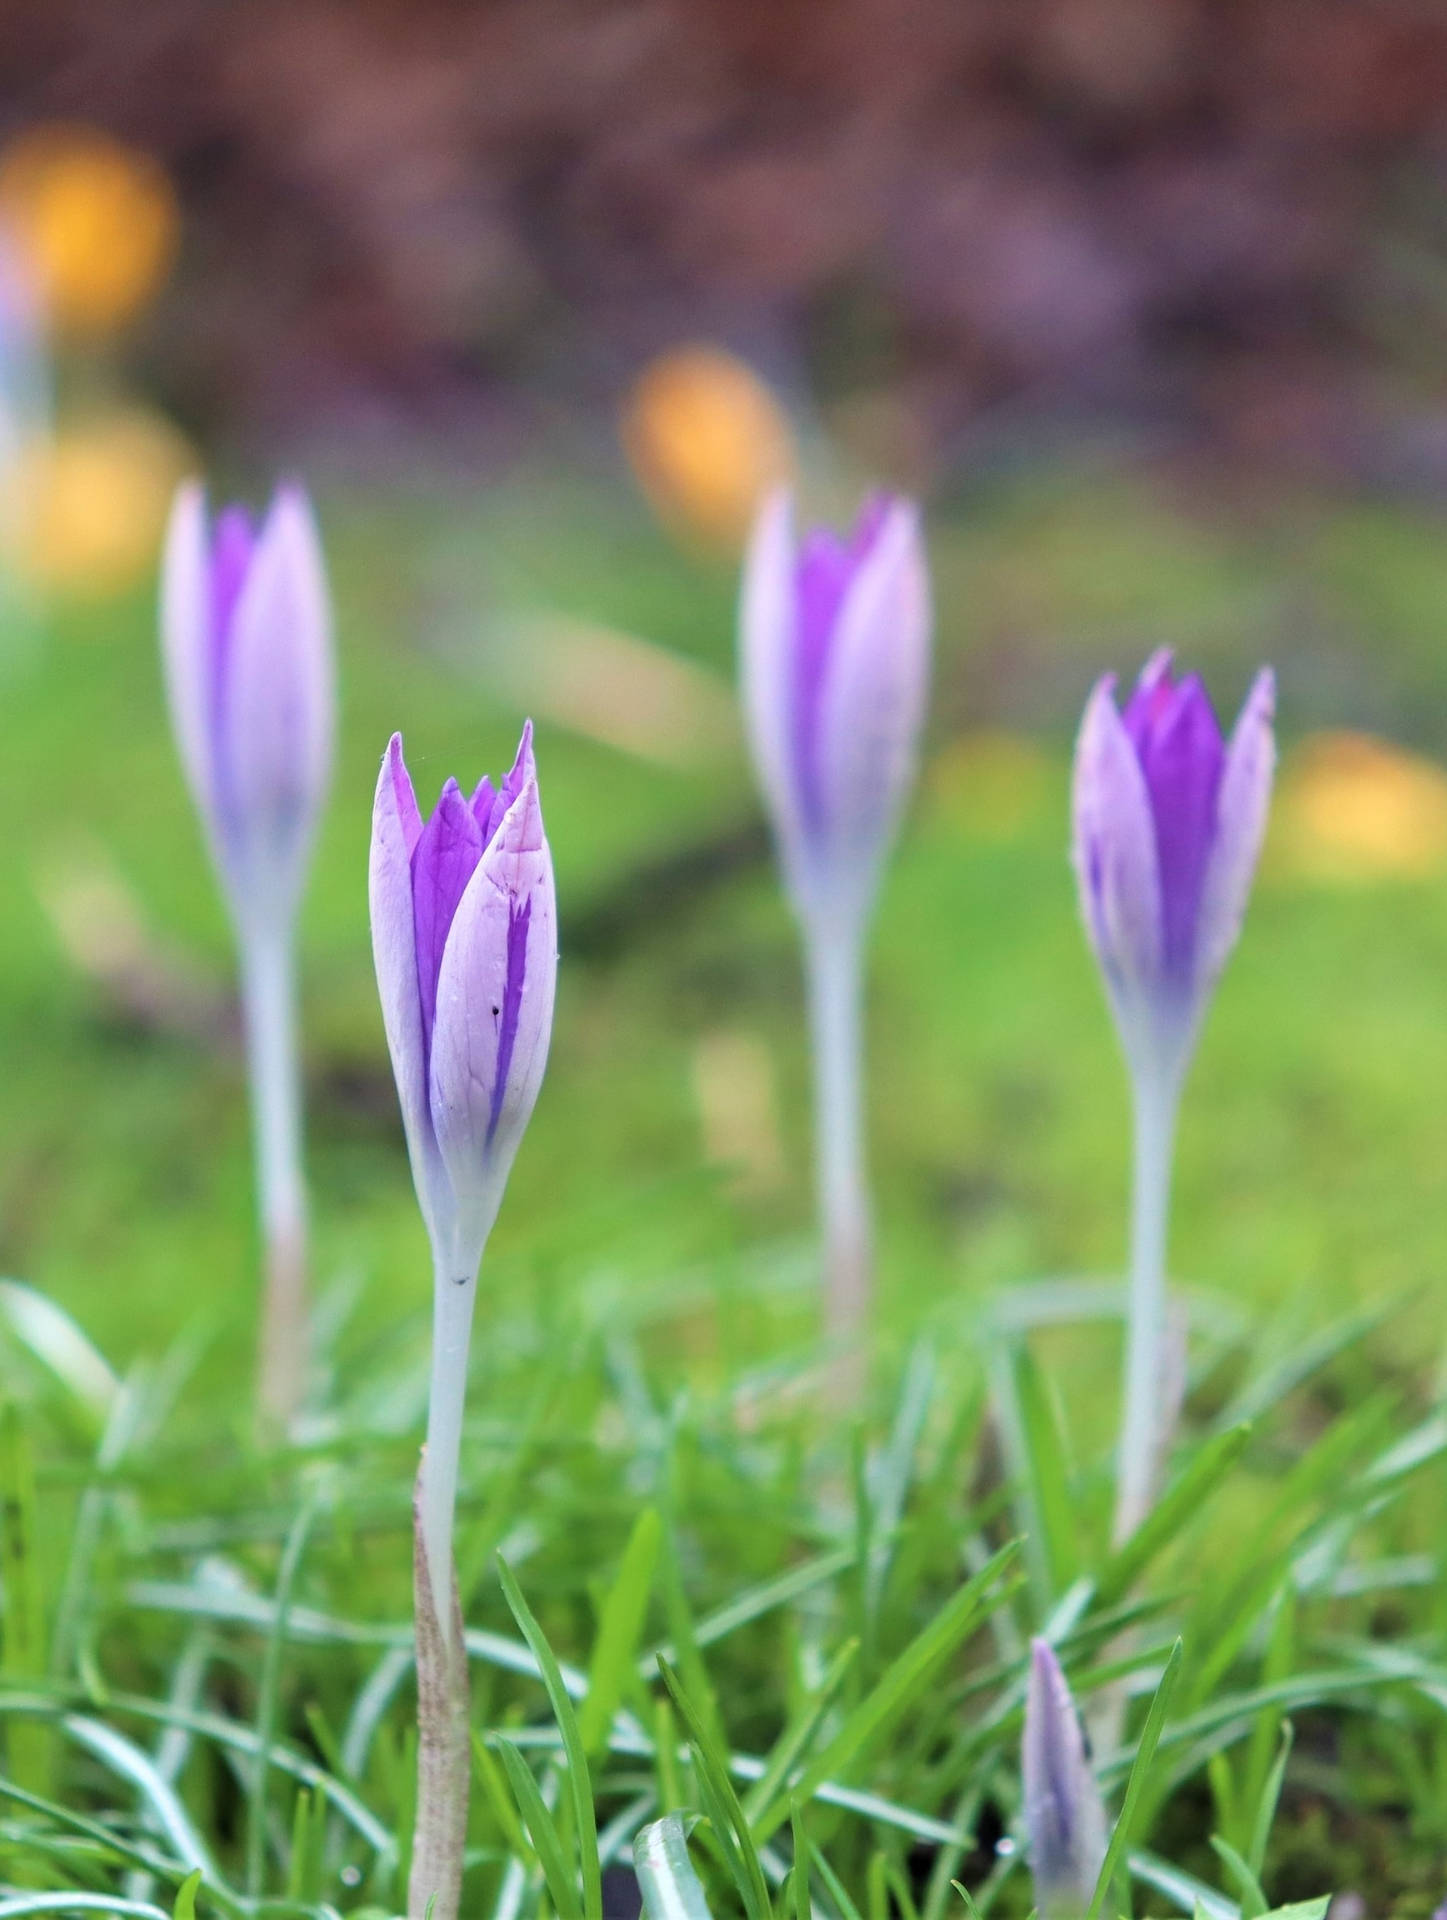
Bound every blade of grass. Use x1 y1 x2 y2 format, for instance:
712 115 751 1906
492 1737 583 1920
634 1814 714 1920
657 1660 770 1920
759 1541 1021 1843
498 1555 602 1920
1086 1638 1183 1920
580 1508 661 1756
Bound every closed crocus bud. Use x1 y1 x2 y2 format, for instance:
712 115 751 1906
369 723 557 1282
161 480 334 936
741 489 931 932
1073 649 1275 1087
1023 1639 1108 1918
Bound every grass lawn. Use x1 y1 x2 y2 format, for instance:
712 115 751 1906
0 458 1445 1914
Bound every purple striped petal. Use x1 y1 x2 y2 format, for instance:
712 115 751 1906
411 779 484 1066
792 496 892 831
427 731 557 1262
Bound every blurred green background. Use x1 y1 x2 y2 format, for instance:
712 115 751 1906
1 1 1447 1422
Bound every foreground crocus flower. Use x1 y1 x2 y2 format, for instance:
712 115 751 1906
1072 651 1275 1538
369 725 556 1920
1023 1639 1108 1916
160 480 334 1429
740 490 930 1339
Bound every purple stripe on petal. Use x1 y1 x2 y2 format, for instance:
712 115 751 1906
486 895 532 1146
1135 675 1224 979
208 507 255 696
792 497 892 831
411 780 484 1062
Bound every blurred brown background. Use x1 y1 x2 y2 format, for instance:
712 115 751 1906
7 0 1447 482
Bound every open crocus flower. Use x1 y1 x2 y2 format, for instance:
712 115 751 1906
741 489 931 933
1023 1640 1108 1917
1073 649 1275 1087
161 482 333 936
370 725 557 1283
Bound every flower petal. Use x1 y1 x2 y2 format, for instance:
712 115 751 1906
369 734 445 1245
1195 667 1275 991
1071 674 1163 1019
428 727 557 1266
160 479 217 835
739 489 808 879
410 779 484 1064
220 484 334 921
811 497 931 923
1023 1639 1107 1913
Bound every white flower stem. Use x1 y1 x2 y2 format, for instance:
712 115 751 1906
1112 1066 1182 1545
804 920 872 1343
419 1254 478 1644
409 1255 478 1920
239 926 308 1432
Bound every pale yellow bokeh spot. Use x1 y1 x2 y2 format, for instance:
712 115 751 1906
622 345 795 551
0 125 179 335
1274 730 1447 882
928 731 1053 840
7 406 191 599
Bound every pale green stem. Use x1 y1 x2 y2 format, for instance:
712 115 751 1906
1112 1066 1182 1545
804 920 872 1343
239 926 308 1431
419 1252 478 1642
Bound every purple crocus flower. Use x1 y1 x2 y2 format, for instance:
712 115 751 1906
161 481 334 935
1073 648 1275 1082
369 725 557 1279
1023 1639 1108 1917
741 489 931 931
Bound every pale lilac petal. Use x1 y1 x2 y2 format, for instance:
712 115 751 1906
428 732 557 1262
740 489 808 876
370 734 445 1242
1195 668 1275 990
1023 1639 1107 1914
220 484 334 919
160 480 217 832
811 498 931 920
1071 677 1163 1012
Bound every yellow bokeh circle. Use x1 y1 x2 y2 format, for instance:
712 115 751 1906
0 124 179 335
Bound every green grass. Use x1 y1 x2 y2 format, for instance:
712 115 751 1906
0 462 1446 1913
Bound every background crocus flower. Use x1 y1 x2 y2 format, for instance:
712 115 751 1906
1023 1639 1108 1917
369 724 556 1920
160 478 334 1431
1072 651 1275 1540
162 481 333 937
739 489 930 1340
742 489 930 932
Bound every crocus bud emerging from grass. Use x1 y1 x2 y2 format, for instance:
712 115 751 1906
1072 649 1275 1089
741 489 931 935
370 725 556 1920
1024 1639 1108 1918
1072 651 1276 1542
739 489 930 1342
162 481 333 939
160 478 334 1431
369 725 557 1288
